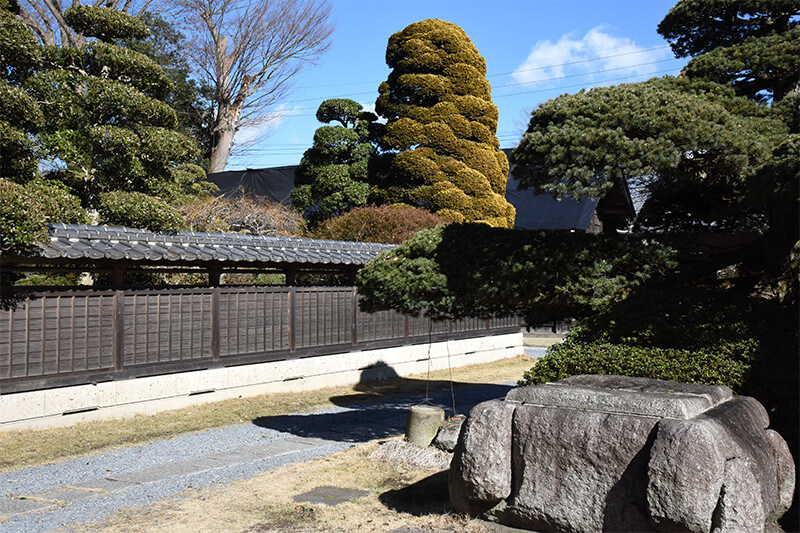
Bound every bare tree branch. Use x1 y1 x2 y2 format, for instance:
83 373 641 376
171 0 333 172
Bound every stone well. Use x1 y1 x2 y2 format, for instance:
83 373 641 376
449 375 795 533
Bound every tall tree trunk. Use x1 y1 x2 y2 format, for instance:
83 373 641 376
209 125 235 173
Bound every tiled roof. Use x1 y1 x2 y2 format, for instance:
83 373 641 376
36 224 396 266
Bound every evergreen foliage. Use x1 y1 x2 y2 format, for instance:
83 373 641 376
0 178 87 252
97 191 187 231
118 12 213 161
658 0 800 101
291 99 378 223
24 9 211 208
512 77 785 233
0 0 42 181
357 224 675 323
375 19 515 227
0 2 213 253
312 204 446 244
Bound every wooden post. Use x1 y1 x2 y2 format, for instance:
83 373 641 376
285 267 297 286
111 267 124 288
351 287 358 346
208 266 222 287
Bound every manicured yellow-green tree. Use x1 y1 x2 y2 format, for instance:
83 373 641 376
375 19 515 228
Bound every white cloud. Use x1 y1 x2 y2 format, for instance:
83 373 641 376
232 104 302 148
358 101 377 115
511 26 669 87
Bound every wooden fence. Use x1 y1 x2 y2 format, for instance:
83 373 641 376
0 286 519 394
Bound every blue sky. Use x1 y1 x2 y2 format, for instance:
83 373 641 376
226 0 688 170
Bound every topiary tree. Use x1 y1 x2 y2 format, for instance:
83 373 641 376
291 99 378 224
23 5 212 211
311 204 446 244
375 19 515 228
0 0 44 182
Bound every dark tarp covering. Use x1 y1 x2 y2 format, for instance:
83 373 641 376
506 173 598 231
208 166 298 206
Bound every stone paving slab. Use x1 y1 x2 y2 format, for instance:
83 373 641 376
0 497 54 515
71 478 137 493
110 456 218 484
27 486 98 503
293 485 369 506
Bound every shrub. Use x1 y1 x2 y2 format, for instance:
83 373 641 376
0 178 87 252
179 195 305 236
98 190 185 230
311 204 446 243
522 338 753 391
519 281 797 394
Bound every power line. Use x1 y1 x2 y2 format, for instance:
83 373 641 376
499 57 681 89
495 44 672 77
494 67 682 99
295 44 673 91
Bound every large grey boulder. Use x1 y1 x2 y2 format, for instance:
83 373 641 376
449 375 795 533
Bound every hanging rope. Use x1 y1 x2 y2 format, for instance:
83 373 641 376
446 326 457 418
419 318 435 406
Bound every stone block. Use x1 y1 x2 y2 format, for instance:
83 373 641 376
450 375 795 533
450 399 516 515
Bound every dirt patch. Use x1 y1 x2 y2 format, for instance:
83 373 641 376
72 439 490 533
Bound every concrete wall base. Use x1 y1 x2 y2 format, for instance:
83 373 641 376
1 332 522 431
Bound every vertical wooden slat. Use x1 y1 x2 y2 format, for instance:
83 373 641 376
351 287 358 346
211 287 220 360
24 301 30 377
70 296 76 372
40 297 46 375
167 292 173 360
55 296 61 373
6 308 11 378
114 290 125 370
84 297 89 371
288 287 296 352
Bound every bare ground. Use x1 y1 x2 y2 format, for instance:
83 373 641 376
70 439 490 533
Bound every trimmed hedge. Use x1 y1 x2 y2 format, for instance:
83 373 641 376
522 338 753 391
520 282 796 394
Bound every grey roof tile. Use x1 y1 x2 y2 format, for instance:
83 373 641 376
32 224 396 268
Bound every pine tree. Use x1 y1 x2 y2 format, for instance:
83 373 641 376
25 5 210 209
291 99 377 224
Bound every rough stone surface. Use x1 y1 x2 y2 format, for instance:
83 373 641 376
405 405 445 447
433 416 464 453
647 396 785 533
506 404 658 532
506 374 732 420
449 399 516 516
449 375 795 533
765 429 797 521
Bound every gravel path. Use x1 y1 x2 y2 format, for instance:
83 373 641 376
0 383 513 532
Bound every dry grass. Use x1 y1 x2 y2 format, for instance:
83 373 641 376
0 356 534 472
73 440 489 533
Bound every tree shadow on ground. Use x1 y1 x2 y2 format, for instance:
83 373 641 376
252 361 513 442
379 471 452 516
